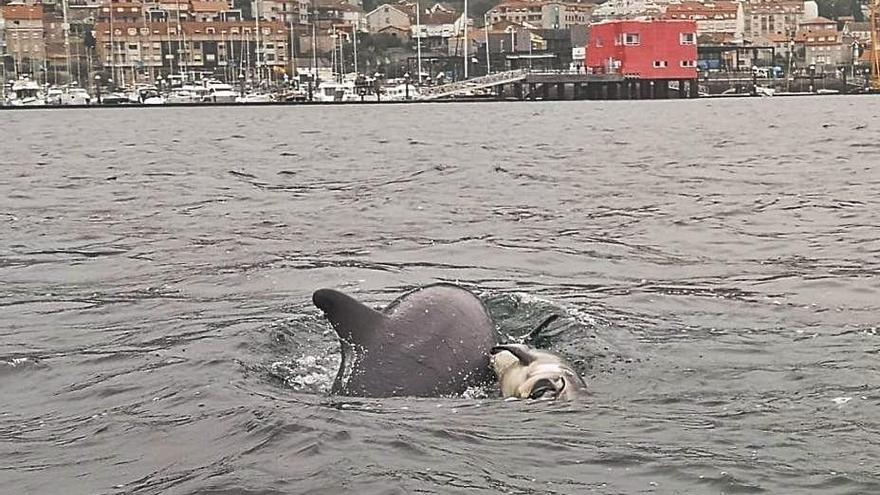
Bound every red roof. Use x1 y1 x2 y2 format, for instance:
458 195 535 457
794 29 841 45
422 11 459 24
663 1 737 20
190 1 229 12
800 16 835 25
1 4 43 21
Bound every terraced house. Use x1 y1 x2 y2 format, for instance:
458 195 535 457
2 4 44 76
487 0 594 30
662 1 744 36
95 20 290 80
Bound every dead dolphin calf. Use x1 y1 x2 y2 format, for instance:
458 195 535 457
312 283 497 397
490 343 586 401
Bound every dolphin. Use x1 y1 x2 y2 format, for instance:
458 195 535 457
312 283 498 397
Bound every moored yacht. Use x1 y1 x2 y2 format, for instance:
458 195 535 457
203 81 237 103
382 83 420 101
60 85 92 105
166 84 208 104
235 92 274 103
313 81 359 102
7 78 46 106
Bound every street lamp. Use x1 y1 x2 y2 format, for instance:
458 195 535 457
483 12 491 75
404 71 410 100
751 65 758 96
373 71 381 101
808 63 816 93
93 73 103 104
851 41 859 79
329 32 340 82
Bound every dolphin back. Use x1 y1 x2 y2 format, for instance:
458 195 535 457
313 283 497 397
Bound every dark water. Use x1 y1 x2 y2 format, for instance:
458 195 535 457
2 98 879 494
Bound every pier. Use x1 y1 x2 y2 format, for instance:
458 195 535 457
418 70 701 101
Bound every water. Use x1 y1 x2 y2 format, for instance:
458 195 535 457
1 98 879 494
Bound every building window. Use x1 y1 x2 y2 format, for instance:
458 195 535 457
624 33 640 45
680 60 696 67
595 37 603 47
653 60 668 68
680 32 695 45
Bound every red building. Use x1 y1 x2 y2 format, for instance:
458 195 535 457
586 19 698 80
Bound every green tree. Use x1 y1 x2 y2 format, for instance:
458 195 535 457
83 25 96 49
816 0 864 20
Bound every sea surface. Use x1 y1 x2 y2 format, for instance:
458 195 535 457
1 98 879 495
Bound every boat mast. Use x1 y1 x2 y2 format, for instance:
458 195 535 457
175 0 187 79
310 0 317 81
289 14 296 79
351 17 352 78
254 0 263 85
330 27 336 81
229 25 235 79
62 0 72 83
166 9 175 76
463 0 467 79
416 0 421 84
109 0 115 85
245 29 251 77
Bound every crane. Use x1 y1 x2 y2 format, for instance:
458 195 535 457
872 0 880 89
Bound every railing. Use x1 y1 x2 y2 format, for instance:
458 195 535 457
417 69 528 100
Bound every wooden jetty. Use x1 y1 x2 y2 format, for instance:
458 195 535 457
418 70 700 101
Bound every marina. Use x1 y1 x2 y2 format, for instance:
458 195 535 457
2 99 879 494
2 0 877 108
2 67 877 109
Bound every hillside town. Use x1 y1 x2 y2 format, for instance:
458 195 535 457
0 0 878 104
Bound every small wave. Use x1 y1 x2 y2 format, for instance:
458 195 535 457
0 357 46 376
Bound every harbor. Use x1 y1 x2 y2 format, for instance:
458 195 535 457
1 68 876 108
3 95 880 495
2 0 878 107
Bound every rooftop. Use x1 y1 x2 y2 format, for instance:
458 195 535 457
794 28 841 44
799 16 834 25
93 19 288 37
190 1 229 13
1 4 43 20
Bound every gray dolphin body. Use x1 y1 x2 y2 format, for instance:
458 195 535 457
313 283 497 397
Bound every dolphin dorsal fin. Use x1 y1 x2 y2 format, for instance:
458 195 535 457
313 288 386 342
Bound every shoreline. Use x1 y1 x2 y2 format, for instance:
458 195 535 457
1 90 876 111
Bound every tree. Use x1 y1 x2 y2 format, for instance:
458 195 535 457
83 25 96 49
816 0 864 21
